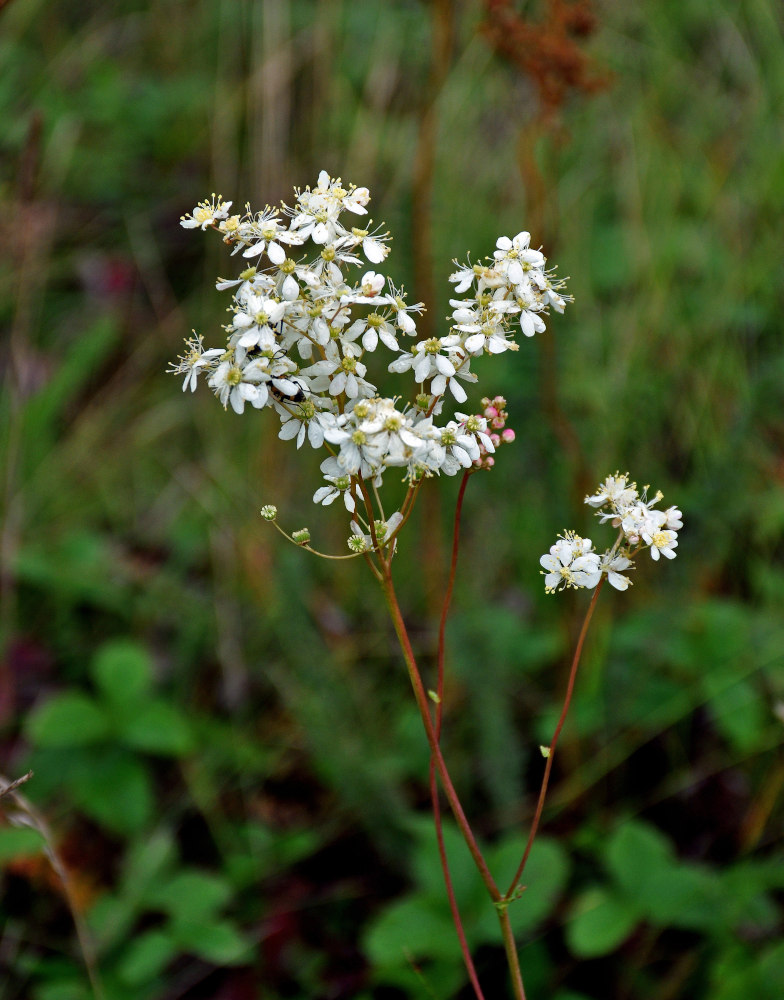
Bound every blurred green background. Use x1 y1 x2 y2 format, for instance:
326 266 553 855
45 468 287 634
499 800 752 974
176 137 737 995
1 1 783 998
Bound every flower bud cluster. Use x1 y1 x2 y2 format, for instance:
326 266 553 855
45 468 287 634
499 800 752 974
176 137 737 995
473 396 515 469
541 473 682 594
171 173 571 523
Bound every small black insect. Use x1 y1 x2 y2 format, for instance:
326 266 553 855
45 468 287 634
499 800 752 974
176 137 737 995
270 377 307 405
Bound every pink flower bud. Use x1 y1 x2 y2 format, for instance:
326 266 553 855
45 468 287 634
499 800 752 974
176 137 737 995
502 428 516 442
484 405 498 419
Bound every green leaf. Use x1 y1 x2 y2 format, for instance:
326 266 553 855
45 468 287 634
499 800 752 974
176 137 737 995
120 828 177 900
92 640 152 709
33 981 91 1000
605 820 674 899
644 863 723 930
26 693 109 747
475 836 570 943
566 887 639 957
717 864 778 932
409 816 482 911
171 918 251 965
705 678 768 754
87 894 137 952
147 870 232 921
758 942 784 1000
0 826 46 862
71 749 152 835
364 896 457 967
116 929 178 985
119 699 193 755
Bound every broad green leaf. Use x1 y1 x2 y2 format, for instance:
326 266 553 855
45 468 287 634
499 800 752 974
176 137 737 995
645 864 723 930
364 896 457 967
758 942 784 999
705 679 768 754
116 929 178 985
71 750 152 835
605 820 674 898
26 693 109 747
120 828 177 900
475 836 570 943
33 981 91 1000
566 887 639 958
147 870 232 920
171 918 251 965
719 865 779 932
87 894 137 952
92 640 152 708
0 826 46 862
409 816 482 911
119 700 193 755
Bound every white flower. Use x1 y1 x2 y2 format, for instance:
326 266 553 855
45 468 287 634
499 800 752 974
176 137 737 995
346 312 399 353
278 396 336 450
343 185 370 215
493 232 545 285
349 511 404 550
303 341 376 399
313 457 360 512
449 262 477 295
232 294 286 350
664 506 683 530
540 534 602 593
169 334 223 392
451 298 519 355
239 209 303 265
208 359 268 414
645 526 678 561
600 552 633 591
585 473 638 510
180 195 232 230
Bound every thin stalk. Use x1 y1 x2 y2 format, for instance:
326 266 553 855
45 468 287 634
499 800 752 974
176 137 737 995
428 470 485 999
436 471 471 701
429 774 486 1000
498 907 527 1000
1 778 106 1000
357 473 383 557
506 579 604 897
380 568 500 901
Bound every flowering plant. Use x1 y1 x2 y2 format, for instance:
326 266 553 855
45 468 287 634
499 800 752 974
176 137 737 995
172 172 682 999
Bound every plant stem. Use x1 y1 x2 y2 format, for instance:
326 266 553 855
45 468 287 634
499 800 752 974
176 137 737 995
380 567 500 901
0 777 106 1000
428 471 486 999
429 772 486 1000
505 579 605 897
498 907 527 1000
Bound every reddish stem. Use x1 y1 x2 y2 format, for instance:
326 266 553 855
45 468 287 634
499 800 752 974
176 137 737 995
380 568 501 902
428 472 486 999
506 579 605 897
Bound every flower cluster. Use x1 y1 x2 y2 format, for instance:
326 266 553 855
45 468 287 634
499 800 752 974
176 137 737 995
172 173 570 535
541 473 683 594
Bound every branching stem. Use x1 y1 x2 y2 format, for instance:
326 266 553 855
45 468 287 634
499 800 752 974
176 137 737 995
506 579 605 897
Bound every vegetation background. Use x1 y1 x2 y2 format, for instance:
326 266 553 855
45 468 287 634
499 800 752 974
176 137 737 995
1 0 782 998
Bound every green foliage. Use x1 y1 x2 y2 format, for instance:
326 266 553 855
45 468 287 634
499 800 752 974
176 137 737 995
1 0 782 997
565 816 781 983
365 819 570 989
